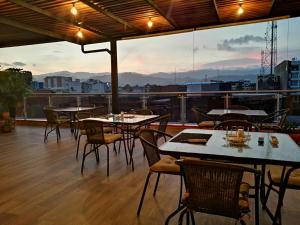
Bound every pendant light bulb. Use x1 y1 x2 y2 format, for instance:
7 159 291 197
147 18 153 28
237 4 244 15
76 29 83 39
71 3 78 16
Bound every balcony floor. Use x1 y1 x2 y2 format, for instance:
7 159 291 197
0 126 300 225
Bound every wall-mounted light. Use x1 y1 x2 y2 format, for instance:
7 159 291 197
71 3 78 16
147 18 153 28
237 4 244 15
76 28 83 39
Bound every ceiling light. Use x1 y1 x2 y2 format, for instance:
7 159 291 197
237 4 244 15
76 29 83 39
71 3 78 16
147 18 153 29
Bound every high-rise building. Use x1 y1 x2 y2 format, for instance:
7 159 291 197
275 59 300 90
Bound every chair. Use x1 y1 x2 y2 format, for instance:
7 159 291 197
264 165 300 225
191 107 218 129
214 120 259 131
155 114 171 141
81 119 123 176
137 128 183 216
92 106 107 117
228 105 250 110
43 108 70 143
131 108 153 115
258 109 289 132
165 159 261 225
75 112 114 159
220 113 248 122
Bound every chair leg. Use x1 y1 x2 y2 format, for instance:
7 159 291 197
153 173 161 196
178 175 183 208
178 208 187 225
186 210 190 225
94 145 99 164
56 126 59 142
106 145 109 176
76 134 82 159
164 205 186 225
81 143 88 174
44 123 48 143
190 211 196 225
137 172 152 216
123 137 128 165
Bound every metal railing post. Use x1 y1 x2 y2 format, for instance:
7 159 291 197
276 93 280 112
141 95 147 109
179 94 186 124
76 96 81 107
48 95 52 107
225 94 229 109
107 95 112 113
23 97 27 119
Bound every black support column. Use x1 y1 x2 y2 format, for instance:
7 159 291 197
110 40 119 114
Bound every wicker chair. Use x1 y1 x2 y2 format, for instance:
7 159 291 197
137 128 183 216
154 114 171 141
258 108 289 132
43 108 70 143
81 119 123 176
165 159 261 225
220 113 248 122
214 120 259 132
264 165 300 225
191 107 217 129
75 112 114 159
131 108 153 115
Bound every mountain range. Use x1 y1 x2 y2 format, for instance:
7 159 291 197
33 68 260 86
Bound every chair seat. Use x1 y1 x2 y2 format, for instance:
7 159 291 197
89 133 122 144
198 121 220 129
150 155 180 173
55 118 70 124
260 123 281 131
269 165 300 187
80 127 113 135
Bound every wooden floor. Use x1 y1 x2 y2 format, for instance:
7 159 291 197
0 126 300 225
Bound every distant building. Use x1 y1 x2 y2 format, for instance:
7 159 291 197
186 81 231 96
44 76 72 92
275 59 300 90
257 74 280 90
65 79 81 93
81 79 107 93
31 81 44 90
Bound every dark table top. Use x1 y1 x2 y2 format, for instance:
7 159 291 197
207 109 268 116
53 107 95 112
159 129 300 166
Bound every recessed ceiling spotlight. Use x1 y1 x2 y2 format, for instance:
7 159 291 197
71 3 78 16
76 28 83 39
237 4 244 15
147 18 153 28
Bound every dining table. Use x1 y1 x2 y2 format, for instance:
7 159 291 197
53 106 95 134
159 128 300 225
207 109 268 117
83 114 160 170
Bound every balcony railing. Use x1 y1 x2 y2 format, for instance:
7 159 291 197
17 89 300 126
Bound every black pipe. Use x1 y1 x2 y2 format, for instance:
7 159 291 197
81 45 111 54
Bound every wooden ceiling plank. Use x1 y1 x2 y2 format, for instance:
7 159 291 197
213 0 221 22
8 0 111 40
0 15 79 44
143 0 178 28
80 0 144 33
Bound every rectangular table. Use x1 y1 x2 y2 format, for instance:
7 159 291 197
53 106 95 133
83 114 159 170
159 129 300 225
207 109 267 117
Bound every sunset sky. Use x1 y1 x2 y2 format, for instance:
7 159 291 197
0 17 299 76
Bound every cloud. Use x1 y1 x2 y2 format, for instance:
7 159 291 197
53 50 62 53
201 58 260 69
0 62 12 66
12 61 26 66
217 35 264 51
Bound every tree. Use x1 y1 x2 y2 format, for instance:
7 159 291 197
0 68 32 118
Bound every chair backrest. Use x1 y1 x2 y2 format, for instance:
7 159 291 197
92 106 106 117
139 129 161 167
191 107 214 122
228 105 249 110
43 108 58 124
157 114 170 134
260 108 290 127
220 113 248 122
214 120 258 131
131 109 153 115
176 159 247 219
83 119 105 144
76 112 93 130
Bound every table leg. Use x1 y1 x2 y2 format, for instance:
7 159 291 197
260 164 266 206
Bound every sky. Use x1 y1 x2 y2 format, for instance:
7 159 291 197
0 17 299 76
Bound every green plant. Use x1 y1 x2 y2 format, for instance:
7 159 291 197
0 68 32 118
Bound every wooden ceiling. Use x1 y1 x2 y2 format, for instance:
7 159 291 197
0 0 300 48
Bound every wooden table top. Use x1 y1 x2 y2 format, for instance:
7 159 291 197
160 129 300 166
207 109 268 116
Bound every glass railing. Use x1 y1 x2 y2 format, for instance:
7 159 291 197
16 90 300 127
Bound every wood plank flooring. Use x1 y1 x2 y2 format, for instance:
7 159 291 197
0 126 300 225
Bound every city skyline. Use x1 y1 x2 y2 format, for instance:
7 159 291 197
0 17 299 76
